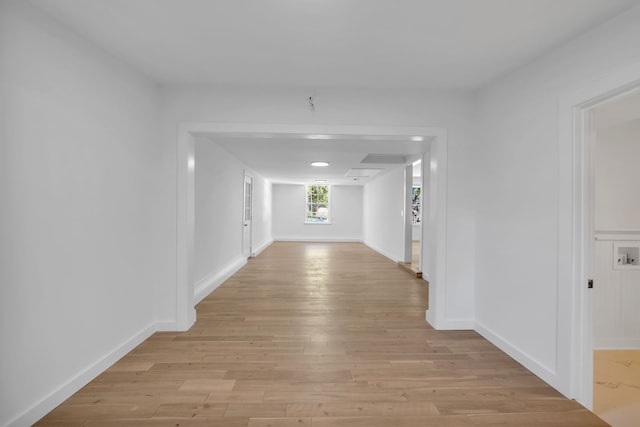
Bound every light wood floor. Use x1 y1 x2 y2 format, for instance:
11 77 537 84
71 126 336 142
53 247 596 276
397 241 421 278
594 350 640 427
37 242 607 426
411 240 421 273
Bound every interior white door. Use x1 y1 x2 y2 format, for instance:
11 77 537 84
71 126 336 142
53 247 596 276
242 174 253 258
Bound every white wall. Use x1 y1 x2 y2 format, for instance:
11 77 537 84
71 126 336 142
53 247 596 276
193 137 272 302
412 225 422 241
593 241 640 349
193 137 271 302
251 172 273 256
0 2 170 425
363 168 406 261
195 138 244 283
594 119 640 231
273 184 363 241
159 85 478 329
592 118 640 349
475 4 640 397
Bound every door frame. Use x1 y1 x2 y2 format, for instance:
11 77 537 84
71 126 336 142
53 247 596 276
242 172 253 258
402 163 413 264
560 61 640 408
175 122 449 331
402 157 425 271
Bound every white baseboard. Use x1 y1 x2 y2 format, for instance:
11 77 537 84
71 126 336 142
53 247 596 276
155 320 182 332
474 320 558 390
274 237 363 243
251 238 273 257
9 254 268 426
193 256 247 305
424 310 473 330
594 337 640 350
363 240 399 263
8 323 157 427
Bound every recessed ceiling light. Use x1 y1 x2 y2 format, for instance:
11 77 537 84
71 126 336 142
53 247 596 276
311 161 329 167
307 134 331 140
315 179 327 183
410 136 424 142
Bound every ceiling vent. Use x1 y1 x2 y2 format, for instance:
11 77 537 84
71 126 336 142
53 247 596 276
360 154 407 164
345 168 382 178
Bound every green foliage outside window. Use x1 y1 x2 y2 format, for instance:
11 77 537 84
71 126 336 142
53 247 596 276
412 186 421 225
306 185 329 223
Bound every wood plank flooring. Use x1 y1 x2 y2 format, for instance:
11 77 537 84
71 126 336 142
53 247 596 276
36 242 608 426
398 240 422 278
594 350 640 426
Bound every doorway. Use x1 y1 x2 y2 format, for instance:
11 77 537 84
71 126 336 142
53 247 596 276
564 62 640 411
177 123 449 331
242 173 253 258
589 90 640 427
411 159 423 274
400 157 424 278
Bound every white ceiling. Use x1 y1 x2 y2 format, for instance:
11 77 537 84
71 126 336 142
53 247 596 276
30 0 639 90
28 0 640 184
198 133 430 185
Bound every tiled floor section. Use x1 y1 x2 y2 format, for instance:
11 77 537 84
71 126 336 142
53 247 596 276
594 350 640 427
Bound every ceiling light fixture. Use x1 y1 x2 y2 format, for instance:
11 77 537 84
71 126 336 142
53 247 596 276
307 134 331 140
311 161 329 167
315 179 327 183
410 136 424 142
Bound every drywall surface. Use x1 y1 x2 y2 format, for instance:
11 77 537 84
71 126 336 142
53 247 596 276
594 119 640 231
273 184 363 241
593 241 640 349
0 1 167 425
251 173 273 254
475 4 640 397
193 137 272 303
362 168 406 261
159 84 479 329
194 138 245 283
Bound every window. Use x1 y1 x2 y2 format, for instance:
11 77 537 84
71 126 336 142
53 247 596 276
412 186 421 225
306 184 330 223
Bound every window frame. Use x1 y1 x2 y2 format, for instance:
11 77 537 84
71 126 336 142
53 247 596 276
304 184 331 225
411 185 421 225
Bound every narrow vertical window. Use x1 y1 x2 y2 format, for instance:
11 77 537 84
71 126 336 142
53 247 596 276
305 185 330 223
412 186 421 225
244 180 252 221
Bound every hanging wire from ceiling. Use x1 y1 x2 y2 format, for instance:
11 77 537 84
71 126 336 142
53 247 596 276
308 87 317 112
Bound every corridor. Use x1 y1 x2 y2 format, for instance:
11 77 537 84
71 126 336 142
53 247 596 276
37 242 606 426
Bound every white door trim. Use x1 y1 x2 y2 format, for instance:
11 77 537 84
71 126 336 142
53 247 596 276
242 172 253 258
559 61 640 407
403 164 413 264
176 122 449 331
